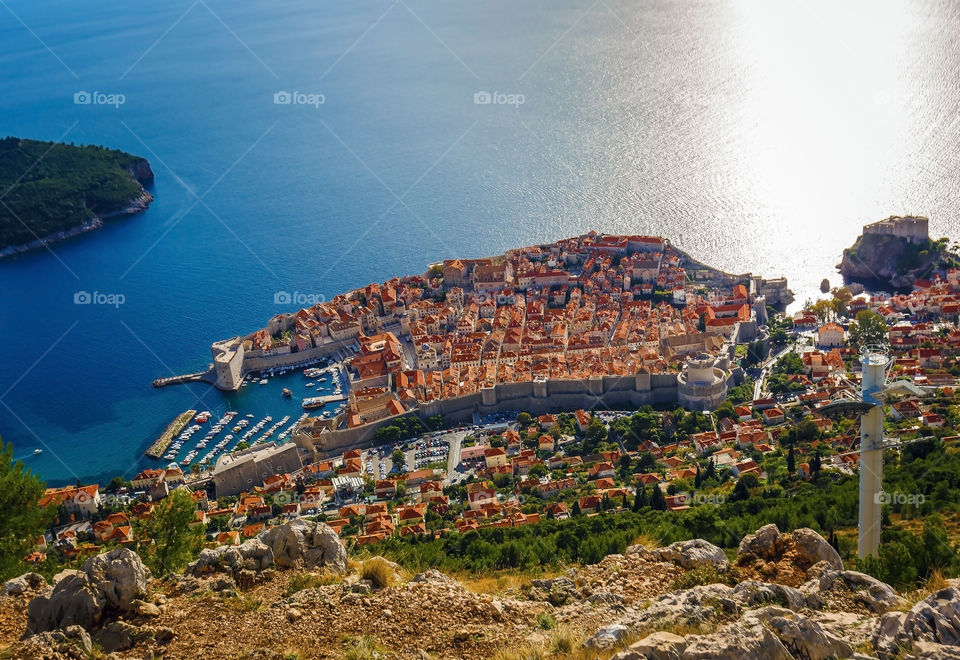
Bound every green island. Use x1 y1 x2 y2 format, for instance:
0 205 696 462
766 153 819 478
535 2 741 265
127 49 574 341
0 137 154 256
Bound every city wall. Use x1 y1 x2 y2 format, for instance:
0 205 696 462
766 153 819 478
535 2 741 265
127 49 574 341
296 371 681 458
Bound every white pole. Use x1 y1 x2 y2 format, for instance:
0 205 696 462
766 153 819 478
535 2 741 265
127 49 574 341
858 348 887 559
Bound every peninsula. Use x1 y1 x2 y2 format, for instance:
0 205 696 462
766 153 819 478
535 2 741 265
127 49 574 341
0 137 154 257
202 233 793 458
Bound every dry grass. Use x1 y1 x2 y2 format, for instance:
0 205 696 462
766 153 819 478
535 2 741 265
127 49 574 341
222 593 263 612
342 635 387 660
629 533 662 550
360 557 399 590
549 627 583 655
492 629 633 660
459 568 561 596
286 571 341 596
894 569 951 612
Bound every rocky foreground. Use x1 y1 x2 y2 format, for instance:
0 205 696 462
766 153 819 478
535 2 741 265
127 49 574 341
1 520 959 659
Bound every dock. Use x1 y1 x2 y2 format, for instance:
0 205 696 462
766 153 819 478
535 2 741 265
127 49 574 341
152 368 215 388
145 410 196 458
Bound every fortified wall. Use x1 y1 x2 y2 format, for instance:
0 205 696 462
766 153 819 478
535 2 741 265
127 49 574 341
292 364 734 461
211 336 358 390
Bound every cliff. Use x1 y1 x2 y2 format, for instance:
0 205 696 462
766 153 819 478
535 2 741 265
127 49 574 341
0 138 155 257
838 222 955 290
3 521 959 659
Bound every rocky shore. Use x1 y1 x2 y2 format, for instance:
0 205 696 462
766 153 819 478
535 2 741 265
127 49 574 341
0 158 154 259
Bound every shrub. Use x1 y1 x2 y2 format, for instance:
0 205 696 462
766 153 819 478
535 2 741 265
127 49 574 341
670 564 736 591
535 612 557 630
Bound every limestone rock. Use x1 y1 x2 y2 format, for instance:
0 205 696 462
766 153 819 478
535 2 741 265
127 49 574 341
838 571 906 613
653 538 730 571
611 631 687 660
682 614 792 660
903 586 960 646
94 620 139 653
2 572 47 597
731 580 805 611
81 547 150 611
737 523 781 561
791 528 843 571
586 623 630 649
259 518 347 571
744 606 853 660
26 571 105 634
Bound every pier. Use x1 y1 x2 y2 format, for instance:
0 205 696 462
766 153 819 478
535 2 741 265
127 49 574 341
152 368 215 388
145 410 196 458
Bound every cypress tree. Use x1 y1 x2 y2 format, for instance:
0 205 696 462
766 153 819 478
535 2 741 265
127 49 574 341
787 446 796 474
650 485 667 511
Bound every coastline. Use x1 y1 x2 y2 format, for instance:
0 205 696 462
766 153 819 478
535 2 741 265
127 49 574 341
0 190 153 259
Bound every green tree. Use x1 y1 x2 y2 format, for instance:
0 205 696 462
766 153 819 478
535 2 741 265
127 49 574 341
650 485 667 511
787 446 796 474
107 476 130 491
391 449 406 473
516 412 532 427
0 441 55 581
529 463 548 478
135 488 204 575
848 310 889 348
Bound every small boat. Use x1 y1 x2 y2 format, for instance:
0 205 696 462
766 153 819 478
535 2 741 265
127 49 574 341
305 382 315 388
33 449 43 455
259 378 268 386
302 397 325 410
282 388 292 398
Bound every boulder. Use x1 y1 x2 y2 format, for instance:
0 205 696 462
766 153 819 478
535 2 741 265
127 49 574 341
791 528 843 571
26 571 105 634
81 547 150 611
259 519 347 572
585 623 630 649
737 524 781 561
94 620 139 653
731 580 805 611
238 538 274 571
912 641 960 659
653 539 730 571
2 572 47 597
872 611 907 659
611 631 687 660
903 586 960 646
682 615 793 660
744 606 852 660
836 571 905 613
871 587 960 658
14 625 93 658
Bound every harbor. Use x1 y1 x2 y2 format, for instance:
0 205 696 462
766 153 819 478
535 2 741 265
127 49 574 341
145 358 350 470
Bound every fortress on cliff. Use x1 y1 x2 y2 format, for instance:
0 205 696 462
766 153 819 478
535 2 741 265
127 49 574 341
862 215 929 244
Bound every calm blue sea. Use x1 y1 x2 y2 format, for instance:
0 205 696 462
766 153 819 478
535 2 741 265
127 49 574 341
2 0 960 485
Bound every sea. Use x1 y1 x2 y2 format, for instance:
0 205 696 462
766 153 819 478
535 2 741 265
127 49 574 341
2 0 960 485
